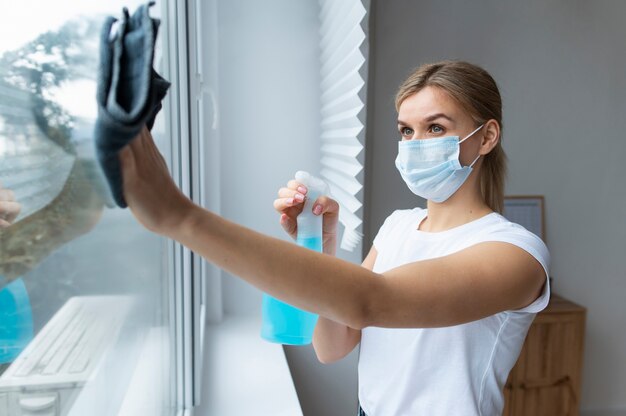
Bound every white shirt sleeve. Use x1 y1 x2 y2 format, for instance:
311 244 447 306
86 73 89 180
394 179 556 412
476 225 551 314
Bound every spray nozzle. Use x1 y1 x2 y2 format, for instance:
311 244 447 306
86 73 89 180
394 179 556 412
295 171 329 199
294 171 329 239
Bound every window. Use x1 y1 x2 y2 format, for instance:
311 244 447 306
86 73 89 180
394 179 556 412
0 2 182 415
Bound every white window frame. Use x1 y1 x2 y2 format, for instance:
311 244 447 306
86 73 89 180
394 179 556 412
162 0 207 413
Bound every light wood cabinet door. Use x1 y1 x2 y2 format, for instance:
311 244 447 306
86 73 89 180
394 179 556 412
503 295 586 416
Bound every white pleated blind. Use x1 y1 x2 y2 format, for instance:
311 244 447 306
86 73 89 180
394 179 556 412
318 0 368 252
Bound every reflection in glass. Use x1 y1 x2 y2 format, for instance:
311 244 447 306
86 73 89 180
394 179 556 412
0 2 174 415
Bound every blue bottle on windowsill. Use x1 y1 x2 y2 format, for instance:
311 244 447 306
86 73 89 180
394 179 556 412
0 277 34 364
260 171 329 345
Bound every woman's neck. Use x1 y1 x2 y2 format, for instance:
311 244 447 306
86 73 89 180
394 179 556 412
420 187 493 232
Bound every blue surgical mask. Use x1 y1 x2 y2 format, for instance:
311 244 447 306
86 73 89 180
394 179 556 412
395 124 484 202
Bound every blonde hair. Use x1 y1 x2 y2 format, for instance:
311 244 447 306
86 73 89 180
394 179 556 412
395 61 508 214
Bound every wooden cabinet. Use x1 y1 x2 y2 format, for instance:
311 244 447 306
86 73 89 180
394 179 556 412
503 294 586 416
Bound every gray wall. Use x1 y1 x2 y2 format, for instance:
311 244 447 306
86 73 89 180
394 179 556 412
365 1 626 415
212 1 359 415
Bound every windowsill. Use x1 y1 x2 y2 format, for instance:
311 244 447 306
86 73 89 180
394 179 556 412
117 326 170 416
115 314 302 416
194 313 303 416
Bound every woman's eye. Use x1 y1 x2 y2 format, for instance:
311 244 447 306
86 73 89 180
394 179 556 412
400 127 414 136
429 124 444 134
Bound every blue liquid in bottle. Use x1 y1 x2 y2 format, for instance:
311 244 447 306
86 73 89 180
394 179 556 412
260 235 322 345
0 278 34 363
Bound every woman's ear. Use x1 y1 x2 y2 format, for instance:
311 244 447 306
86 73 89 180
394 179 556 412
481 119 500 153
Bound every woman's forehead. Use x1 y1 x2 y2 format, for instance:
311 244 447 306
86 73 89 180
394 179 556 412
398 86 463 123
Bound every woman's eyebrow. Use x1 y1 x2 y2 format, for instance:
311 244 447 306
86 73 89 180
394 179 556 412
423 112 454 122
397 113 455 126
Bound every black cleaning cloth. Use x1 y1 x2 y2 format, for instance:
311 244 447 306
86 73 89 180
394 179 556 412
94 1 170 208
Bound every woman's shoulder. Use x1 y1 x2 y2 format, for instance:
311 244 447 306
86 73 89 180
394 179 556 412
479 212 546 244
381 207 425 228
373 207 425 248
474 212 550 266
389 206 425 220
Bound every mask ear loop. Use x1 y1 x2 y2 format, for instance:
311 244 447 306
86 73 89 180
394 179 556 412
459 124 485 168
458 124 485 144
469 152 481 168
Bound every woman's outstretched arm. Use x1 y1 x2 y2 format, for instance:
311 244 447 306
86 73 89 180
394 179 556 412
119 127 546 330
120 127 377 329
169 201 376 328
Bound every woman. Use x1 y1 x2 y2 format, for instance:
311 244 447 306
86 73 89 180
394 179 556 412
274 61 550 415
2 60 549 415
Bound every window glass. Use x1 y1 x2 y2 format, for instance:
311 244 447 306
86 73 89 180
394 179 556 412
0 2 175 415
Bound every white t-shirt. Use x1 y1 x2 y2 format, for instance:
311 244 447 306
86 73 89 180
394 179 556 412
358 207 551 416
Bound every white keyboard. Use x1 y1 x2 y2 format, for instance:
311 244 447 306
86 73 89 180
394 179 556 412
14 301 112 378
0 296 135 415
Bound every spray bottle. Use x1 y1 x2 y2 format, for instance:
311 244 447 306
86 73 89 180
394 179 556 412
260 171 329 345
